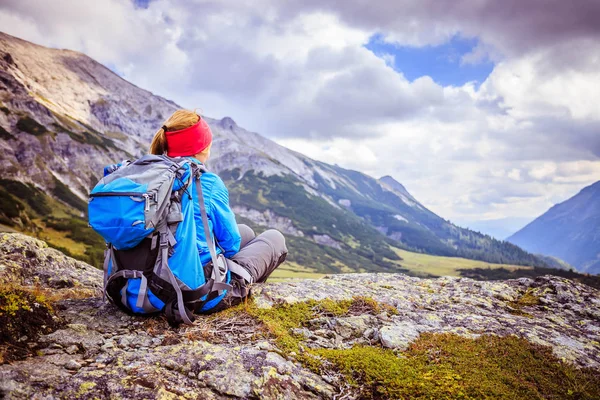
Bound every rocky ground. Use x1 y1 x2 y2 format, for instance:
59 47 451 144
1 232 599 399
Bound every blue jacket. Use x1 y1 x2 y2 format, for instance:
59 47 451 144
187 158 241 264
103 158 241 264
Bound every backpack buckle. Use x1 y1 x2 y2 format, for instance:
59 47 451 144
159 234 169 248
121 270 140 279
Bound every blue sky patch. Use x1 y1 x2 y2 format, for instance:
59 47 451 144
133 0 152 9
365 34 494 87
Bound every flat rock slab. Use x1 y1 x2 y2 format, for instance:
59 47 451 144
254 273 600 368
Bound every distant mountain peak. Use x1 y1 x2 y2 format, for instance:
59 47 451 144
378 175 417 203
219 116 238 130
379 175 406 190
508 180 600 274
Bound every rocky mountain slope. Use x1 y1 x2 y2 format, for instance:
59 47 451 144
1 233 599 399
0 30 546 274
508 181 600 274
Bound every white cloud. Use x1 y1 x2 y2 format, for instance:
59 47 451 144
507 169 522 181
482 55 600 121
528 163 557 181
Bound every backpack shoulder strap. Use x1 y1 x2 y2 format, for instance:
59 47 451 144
190 163 253 285
192 164 228 285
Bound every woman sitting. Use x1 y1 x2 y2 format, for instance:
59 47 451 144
149 109 288 311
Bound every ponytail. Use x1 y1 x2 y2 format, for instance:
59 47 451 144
150 126 168 155
150 109 201 155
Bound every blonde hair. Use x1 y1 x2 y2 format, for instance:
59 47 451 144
150 109 210 157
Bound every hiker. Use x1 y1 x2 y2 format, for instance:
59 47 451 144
89 109 287 324
149 109 288 311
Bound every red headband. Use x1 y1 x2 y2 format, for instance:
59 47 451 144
165 118 212 157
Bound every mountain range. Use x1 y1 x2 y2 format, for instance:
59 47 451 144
0 31 547 274
509 181 600 274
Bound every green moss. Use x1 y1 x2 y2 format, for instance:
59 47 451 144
248 298 358 330
316 334 600 399
77 382 97 396
239 297 397 370
245 300 323 355
508 289 541 317
516 290 541 307
237 298 600 399
16 116 47 136
0 290 33 317
0 283 59 363
245 299 339 369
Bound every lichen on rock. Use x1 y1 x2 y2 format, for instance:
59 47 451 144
0 233 599 399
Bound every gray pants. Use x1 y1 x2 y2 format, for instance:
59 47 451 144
230 224 288 283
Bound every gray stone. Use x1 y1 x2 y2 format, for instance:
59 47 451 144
64 345 79 355
379 323 421 350
64 360 81 371
331 315 373 339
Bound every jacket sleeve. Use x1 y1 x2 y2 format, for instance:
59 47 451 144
208 175 241 257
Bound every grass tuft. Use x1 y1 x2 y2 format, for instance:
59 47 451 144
0 283 60 364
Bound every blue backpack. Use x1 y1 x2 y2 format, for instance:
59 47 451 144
88 155 252 325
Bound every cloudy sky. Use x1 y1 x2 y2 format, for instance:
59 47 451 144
1 0 599 238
